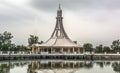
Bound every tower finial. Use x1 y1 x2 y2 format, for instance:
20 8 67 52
59 3 61 10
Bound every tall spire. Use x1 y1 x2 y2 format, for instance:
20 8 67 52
50 4 69 39
59 3 61 10
57 4 62 17
39 4 79 47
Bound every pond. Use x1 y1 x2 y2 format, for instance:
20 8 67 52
0 60 120 73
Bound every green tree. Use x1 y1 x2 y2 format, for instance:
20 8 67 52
96 45 103 53
38 41 43 44
111 40 120 52
103 46 110 53
83 43 93 53
16 45 27 51
28 35 39 46
3 31 13 43
0 31 13 51
0 33 2 50
10 44 16 51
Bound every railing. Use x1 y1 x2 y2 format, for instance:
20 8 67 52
0 52 120 56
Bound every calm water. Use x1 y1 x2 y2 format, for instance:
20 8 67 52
0 60 120 73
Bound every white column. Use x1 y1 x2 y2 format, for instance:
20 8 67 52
73 47 74 53
67 48 70 53
38 47 40 54
51 48 52 54
78 48 80 53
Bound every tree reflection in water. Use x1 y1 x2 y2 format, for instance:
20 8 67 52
0 60 120 73
112 62 120 73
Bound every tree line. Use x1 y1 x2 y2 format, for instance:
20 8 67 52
81 40 120 53
0 31 120 53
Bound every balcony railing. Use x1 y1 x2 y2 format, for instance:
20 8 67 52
0 51 120 56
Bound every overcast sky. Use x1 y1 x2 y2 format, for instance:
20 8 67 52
0 0 120 47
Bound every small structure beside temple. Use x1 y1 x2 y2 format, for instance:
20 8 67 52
32 5 80 54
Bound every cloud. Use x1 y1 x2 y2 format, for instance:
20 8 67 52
30 0 120 11
0 0 120 46
0 2 34 25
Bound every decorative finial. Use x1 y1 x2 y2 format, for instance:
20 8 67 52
59 3 61 10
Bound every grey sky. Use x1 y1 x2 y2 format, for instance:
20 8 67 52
0 0 120 47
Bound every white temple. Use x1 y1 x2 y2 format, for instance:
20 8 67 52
32 5 80 54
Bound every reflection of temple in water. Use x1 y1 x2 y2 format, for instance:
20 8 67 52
0 61 120 73
27 61 120 73
30 61 93 69
28 61 93 73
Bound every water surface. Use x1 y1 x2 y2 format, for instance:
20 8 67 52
0 60 120 73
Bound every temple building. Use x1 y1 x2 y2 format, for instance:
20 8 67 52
32 5 80 54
